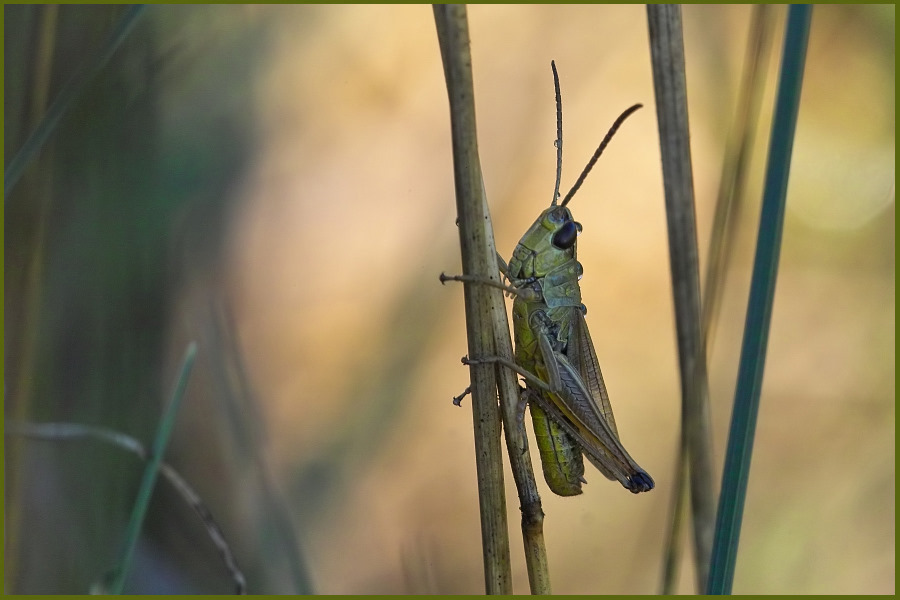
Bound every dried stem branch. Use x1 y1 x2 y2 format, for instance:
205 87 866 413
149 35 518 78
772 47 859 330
433 4 550 594
647 5 716 592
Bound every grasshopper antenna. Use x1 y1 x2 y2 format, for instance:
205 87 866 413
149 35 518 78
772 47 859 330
550 60 563 206
560 102 643 207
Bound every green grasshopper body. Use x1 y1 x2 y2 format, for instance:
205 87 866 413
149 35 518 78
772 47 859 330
447 62 653 496
504 203 653 495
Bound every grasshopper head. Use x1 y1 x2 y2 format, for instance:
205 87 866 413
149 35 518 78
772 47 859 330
534 205 582 256
510 205 583 279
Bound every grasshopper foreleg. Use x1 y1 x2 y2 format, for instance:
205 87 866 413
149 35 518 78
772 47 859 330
439 271 541 301
439 273 521 297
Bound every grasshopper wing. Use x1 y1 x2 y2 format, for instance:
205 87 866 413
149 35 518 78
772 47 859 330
567 307 619 439
534 312 654 493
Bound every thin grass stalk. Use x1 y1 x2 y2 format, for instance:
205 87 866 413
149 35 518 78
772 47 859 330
659 451 687 594
483 226 551 591
103 342 198 594
205 299 315 593
4 4 147 199
482 232 551 594
646 4 716 592
706 5 813 594
702 4 777 353
5 6 60 588
6 420 246 593
659 6 776 593
432 5 512 594
487 156 550 591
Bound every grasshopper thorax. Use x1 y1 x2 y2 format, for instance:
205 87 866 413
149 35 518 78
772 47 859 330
506 205 585 310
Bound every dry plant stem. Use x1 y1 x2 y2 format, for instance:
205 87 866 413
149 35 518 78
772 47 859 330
646 5 715 593
433 5 549 594
660 6 775 594
660 453 688 594
433 5 509 594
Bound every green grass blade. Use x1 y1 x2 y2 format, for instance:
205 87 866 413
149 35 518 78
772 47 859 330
103 341 198 594
706 5 813 594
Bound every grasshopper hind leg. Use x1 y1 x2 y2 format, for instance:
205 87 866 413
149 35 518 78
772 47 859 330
528 390 588 496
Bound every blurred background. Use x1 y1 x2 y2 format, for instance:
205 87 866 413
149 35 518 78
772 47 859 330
4 4 893 594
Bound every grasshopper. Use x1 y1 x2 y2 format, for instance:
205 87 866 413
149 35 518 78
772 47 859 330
443 62 654 496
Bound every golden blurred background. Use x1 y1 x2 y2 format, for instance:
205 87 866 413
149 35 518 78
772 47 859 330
5 4 894 594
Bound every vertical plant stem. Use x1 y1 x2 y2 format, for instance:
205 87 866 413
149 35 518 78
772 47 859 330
432 5 512 594
646 4 716 592
5 6 60 590
707 5 812 594
434 5 550 593
659 449 688 594
660 6 776 594
702 4 777 353
105 342 198 594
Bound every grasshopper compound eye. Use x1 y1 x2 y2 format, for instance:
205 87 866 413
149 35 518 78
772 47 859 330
551 220 579 250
